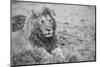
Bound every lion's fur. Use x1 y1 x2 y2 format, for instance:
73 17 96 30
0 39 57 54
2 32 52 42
23 7 57 53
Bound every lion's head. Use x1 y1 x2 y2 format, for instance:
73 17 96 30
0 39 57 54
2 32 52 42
36 12 55 38
23 7 57 53
33 7 56 38
24 7 56 38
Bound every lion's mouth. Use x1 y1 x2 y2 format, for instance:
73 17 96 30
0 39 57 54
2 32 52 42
44 33 53 37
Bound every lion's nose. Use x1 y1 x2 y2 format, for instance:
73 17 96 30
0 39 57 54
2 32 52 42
47 28 51 31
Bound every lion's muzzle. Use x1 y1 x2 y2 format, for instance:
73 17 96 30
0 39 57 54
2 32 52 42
44 27 53 38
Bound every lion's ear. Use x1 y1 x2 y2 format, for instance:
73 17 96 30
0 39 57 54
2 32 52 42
42 7 56 16
50 10 56 16
31 10 38 19
48 8 56 18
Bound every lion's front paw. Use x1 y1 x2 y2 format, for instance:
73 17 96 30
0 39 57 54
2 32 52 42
51 47 66 63
34 47 53 64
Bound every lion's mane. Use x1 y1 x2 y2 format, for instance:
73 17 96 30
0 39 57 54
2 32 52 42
24 8 57 53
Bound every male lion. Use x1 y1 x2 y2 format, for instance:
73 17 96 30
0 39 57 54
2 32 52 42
24 7 57 53
12 7 65 65
23 7 65 63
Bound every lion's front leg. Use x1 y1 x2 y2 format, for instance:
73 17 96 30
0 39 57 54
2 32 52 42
51 47 66 63
33 47 53 64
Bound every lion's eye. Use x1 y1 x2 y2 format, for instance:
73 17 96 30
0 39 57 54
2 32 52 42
41 20 44 23
49 19 52 22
